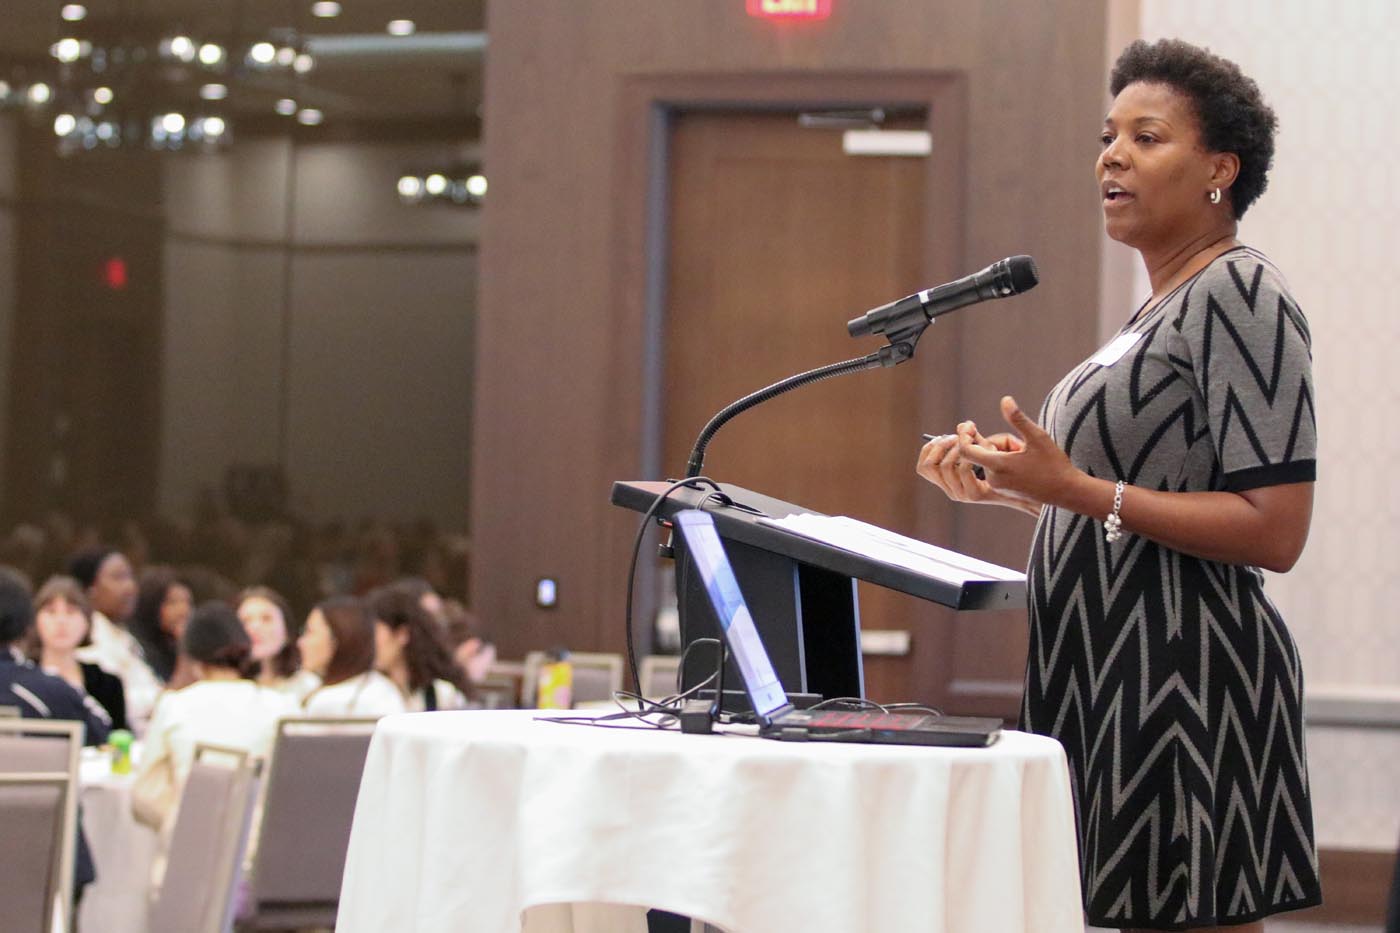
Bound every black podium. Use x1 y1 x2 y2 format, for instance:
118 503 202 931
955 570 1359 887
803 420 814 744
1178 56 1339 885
611 480 1025 705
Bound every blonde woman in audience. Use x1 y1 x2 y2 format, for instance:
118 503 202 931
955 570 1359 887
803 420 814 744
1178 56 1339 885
369 584 474 712
133 601 297 830
298 596 405 717
236 585 319 702
25 575 128 731
70 546 162 734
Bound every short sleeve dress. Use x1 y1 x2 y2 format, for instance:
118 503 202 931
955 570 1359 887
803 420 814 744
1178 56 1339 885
1022 247 1323 929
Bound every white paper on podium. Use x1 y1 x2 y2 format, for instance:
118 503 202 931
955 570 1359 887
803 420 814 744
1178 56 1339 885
757 513 1026 585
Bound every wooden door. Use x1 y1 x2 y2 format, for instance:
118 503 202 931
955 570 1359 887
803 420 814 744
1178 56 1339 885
663 110 941 704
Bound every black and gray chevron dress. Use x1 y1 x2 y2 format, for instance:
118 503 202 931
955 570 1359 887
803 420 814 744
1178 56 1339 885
1022 247 1322 929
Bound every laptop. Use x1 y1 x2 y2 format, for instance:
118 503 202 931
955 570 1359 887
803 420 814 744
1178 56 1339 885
672 509 1002 747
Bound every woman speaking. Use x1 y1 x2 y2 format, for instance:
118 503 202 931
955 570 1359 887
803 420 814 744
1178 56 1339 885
918 39 1321 932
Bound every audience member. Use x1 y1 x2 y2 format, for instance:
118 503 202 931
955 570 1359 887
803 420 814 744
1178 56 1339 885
0 566 108 903
128 566 194 687
132 601 297 830
236 585 317 701
298 596 405 717
369 585 473 712
24 575 128 732
442 600 497 686
70 547 161 734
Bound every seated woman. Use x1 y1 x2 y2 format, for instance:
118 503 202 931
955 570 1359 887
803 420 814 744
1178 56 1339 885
25 575 128 732
128 566 195 689
236 586 318 702
133 601 298 830
369 585 474 712
298 596 406 717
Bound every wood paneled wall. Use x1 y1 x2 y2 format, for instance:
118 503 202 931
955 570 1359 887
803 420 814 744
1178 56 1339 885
475 0 1117 663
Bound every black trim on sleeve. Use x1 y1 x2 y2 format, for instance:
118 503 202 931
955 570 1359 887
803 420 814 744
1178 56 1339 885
1224 460 1316 492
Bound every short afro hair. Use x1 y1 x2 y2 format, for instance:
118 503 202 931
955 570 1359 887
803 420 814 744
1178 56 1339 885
1110 38 1277 219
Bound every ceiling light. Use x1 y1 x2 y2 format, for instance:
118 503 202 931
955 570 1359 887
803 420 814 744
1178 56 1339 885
61 4 87 22
293 53 315 74
465 174 488 198
387 20 416 36
311 1 342 17
198 43 225 66
276 46 297 67
249 42 276 65
53 37 84 63
168 36 196 62
0 81 11 101
93 86 114 104
95 122 116 141
424 173 448 196
161 112 186 135
296 108 323 126
275 98 297 116
201 116 227 137
200 83 227 101
397 176 424 199
27 83 53 105
53 114 78 137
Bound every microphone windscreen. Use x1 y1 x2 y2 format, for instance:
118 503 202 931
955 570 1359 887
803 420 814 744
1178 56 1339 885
1008 255 1039 294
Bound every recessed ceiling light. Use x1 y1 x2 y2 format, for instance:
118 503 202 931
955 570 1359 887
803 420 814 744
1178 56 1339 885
27 83 53 105
168 36 196 62
200 83 227 101
293 53 315 74
93 86 114 104
198 43 225 66
311 1 341 17
275 46 297 67
161 112 187 135
275 98 297 116
202 116 227 137
387 20 416 36
249 42 277 65
61 4 87 22
53 113 78 137
296 108 323 126
53 37 83 63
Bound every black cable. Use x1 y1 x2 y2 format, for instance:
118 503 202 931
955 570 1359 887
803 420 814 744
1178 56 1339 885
538 638 726 732
622 476 722 697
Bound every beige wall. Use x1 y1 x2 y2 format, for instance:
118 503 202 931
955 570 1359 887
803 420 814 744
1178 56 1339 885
160 139 477 524
1134 0 1400 851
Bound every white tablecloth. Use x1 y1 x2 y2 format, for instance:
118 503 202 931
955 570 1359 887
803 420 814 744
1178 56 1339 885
339 710 1084 933
79 755 157 933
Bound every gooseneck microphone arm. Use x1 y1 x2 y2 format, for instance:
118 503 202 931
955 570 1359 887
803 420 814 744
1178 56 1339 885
682 255 1038 479
683 329 924 480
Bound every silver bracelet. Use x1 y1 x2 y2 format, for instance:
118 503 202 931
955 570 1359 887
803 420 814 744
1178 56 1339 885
1104 480 1126 542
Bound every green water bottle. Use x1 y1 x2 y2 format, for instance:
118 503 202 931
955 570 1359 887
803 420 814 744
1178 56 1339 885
109 729 133 775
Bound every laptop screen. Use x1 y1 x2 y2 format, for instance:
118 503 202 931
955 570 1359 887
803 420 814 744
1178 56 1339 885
673 510 789 720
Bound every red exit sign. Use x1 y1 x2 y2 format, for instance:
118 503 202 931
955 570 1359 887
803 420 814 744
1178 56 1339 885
746 0 832 20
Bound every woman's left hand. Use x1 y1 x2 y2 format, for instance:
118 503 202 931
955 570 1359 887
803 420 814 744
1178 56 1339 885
958 396 1083 508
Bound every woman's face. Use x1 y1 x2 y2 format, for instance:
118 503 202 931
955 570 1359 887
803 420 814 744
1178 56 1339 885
35 597 89 654
373 620 407 673
160 583 193 640
297 609 335 677
1096 81 1224 249
90 553 138 622
239 596 289 663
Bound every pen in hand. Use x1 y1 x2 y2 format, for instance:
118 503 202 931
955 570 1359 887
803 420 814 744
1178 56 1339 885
921 433 986 481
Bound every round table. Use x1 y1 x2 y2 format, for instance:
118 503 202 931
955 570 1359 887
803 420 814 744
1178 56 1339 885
338 709 1084 933
78 750 158 933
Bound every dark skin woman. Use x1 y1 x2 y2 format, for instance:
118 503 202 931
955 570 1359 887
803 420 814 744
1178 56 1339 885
919 39 1319 933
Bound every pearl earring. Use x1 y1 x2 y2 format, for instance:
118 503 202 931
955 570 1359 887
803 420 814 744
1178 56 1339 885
1209 188 1222 205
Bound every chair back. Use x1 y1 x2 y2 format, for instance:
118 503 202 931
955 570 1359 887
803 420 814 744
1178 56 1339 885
568 653 625 706
0 775 67 933
0 718 82 933
148 744 260 933
638 655 682 700
244 717 377 929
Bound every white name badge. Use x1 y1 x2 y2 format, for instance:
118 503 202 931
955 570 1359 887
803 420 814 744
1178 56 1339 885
1089 331 1144 366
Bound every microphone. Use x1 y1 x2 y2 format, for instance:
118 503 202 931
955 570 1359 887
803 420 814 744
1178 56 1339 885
847 255 1039 338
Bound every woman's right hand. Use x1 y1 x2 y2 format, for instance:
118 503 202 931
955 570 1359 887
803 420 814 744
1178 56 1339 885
916 421 1040 514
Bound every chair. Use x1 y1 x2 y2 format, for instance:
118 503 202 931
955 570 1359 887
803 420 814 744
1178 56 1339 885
240 717 377 931
148 744 261 933
638 655 682 700
478 660 526 708
0 718 82 933
522 651 625 707
568 653 625 706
